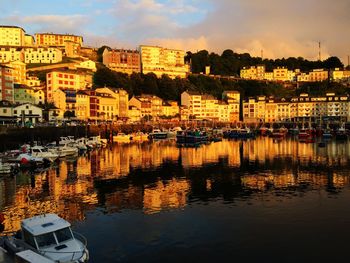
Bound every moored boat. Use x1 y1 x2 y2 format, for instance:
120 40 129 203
0 213 89 263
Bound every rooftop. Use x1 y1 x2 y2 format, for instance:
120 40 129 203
21 214 71 236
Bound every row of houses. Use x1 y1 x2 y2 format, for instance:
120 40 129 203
243 93 350 123
240 65 350 82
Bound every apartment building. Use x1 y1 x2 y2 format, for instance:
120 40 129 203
181 91 240 122
0 64 14 102
140 45 190 79
243 93 350 123
24 47 62 64
46 69 93 102
162 100 179 117
240 65 265 80
103 48 140 74
0 26 26 46
129 94 163 120
309 69 328 82
0 46 24 63
35 33 83 46
76 90 90 120
5 60 26 84
95 87 129 118
273 67 289 82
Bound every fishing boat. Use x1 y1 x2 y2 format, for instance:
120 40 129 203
149 129 168 140
0 213 89 263
31 146 59 163
113 132 132 143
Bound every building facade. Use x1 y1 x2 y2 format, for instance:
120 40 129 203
140 45 189 79
35 33 83 46
0 26 25 46
103 48 140 74
0 65 14 102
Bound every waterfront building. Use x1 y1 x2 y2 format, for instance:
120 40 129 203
162 100 179 118
181 90 240 122
76 90 90 121
223 90 240 122
12 103 43 125
0 64 14 102
240 65 265 80
96 92 117 121
46 69 93 102
0 26 26 46
13 85 43 105
0 100 15 123
242 96 267 123
103 48 140 75
52 88 67 114
129 94 163 120
35 33 83 47
140 45 190 79
309 69 328 82
24 47 63 64
243 93 350 123
95 87 129 119
128 105 141 123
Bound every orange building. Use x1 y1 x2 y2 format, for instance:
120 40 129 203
35 33 83 46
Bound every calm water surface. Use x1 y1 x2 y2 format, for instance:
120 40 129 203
1 137 350 262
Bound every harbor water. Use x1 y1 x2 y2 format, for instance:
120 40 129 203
1 137 350 262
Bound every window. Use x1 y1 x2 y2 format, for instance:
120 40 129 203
35 232 56 248
23 229 36 248
55 227 73 243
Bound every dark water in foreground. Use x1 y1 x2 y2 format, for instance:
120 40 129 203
1 137 350 262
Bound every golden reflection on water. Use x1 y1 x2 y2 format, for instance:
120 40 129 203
1 137 350 235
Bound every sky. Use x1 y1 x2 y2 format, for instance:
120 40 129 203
0 0 349 63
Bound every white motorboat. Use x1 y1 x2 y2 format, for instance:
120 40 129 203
86 136 102 149
58 136 75 146
48 145 78 158
74 138 88 151
149 129 168 140
1 213 89 263
31 146 59 163
167 127 182 138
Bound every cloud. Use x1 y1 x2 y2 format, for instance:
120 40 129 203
145 36 209 52
2 14 90 34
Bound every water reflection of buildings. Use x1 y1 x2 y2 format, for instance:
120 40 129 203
2 138 350 234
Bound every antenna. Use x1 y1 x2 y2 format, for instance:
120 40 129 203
347 55 349 69
261 49 263 60
318 41 321 61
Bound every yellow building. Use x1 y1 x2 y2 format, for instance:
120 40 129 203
5 60 26 84
243 96 267 123
46 69 93 102
309 69 328 82
97 92 117 121
24 34 35 46
26 75 41 87
162 100 179 117
240 65 265 80
95 87 129 118
75 90 90 120
76 60 96 72
24 47 62 64
52 89 67 113
297 73 310 82
129 94 163 120
264 72 274 81
140 45 189 79
181 91 240 122
35 33 83 46
0 47 24 63
0 26 25 46
128 105 141 123
273 67 289 81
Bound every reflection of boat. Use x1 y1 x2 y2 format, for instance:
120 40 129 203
132 132 149 141
1 214 89 263
336 124 348 140
0 160 13 174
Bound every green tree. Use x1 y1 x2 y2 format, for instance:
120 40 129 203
96 46 111 62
